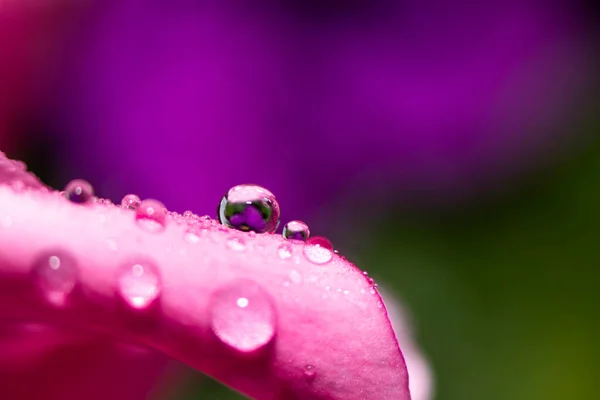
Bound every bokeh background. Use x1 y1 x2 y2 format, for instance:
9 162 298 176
1 1 599 399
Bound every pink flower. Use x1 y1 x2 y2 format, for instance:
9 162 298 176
0 151 411 399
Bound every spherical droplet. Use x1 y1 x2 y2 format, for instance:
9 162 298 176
135 199 167 232
210 279 276 353
304 365 317 382
217 184 280 234
277 243 293 260
32 250 79 306
227 236 246 252
184 228 200 244
289 269 302 284
303 236 334 265
117 261 161 310
121 194 141 210
64 179 94 204
282 220 310 241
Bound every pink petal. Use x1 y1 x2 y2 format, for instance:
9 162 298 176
0 151 410 399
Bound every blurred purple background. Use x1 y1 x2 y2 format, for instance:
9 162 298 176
1 1 599 399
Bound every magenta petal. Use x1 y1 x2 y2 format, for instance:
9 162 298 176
0 151 410 399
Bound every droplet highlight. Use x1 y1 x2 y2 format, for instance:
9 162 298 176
303 236 334 265
135 199 167 232
117 261 161 310
227 236 246 251
210 279 276 353
217 184 280 234
282 220 310 241
121 194 141 210
277 243 293 260
64 179 94 204
32 250 79 306
304 365 317 382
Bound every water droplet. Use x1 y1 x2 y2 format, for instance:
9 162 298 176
277 244 292 260
117 261 161 309
289 269 302 284
282 220 310 241
121 194 141 210
135 199 167 232
183 210 193 218
304 365 316 382
210 279 276 353
32 250 79 306
217 184 280 234
184 228 200 244
227 236 246 251
64 179 94 204
303 236 334 265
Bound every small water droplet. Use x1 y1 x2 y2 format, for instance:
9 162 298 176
217 184 280 234
117 261 161 310
135 199 167 232
32 250 79 306
289 269 302 284
227 236 246 251
304 365 316 382
183 210 193 218
210 279 276 353
277 244 293 260
65 179 94 204
121 194 141 210
303 236 334 265
282 220 310 241
184 228 200 244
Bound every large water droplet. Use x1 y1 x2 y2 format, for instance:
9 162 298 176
121 194 141 210
282 220 310 241
303 236 334 265
32 250 79 306
210 279 276 353
135 199 167 232
217 184 280 234
117 261 161 309
64 179 94 204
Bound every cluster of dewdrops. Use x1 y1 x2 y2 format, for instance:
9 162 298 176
38 179 379 357
62 179 342 265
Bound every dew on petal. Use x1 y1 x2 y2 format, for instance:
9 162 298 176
289 269 303 284
135 199 167 232
303 236 334 265
64 179 94 204
304 365 317 382
32 249 79 306
121 194 141 210
277 243 293 260
227 236 246 251
184 228 200 244
282 220 310 241
117 261 161 310
217 184 280 234
209 279 276 353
